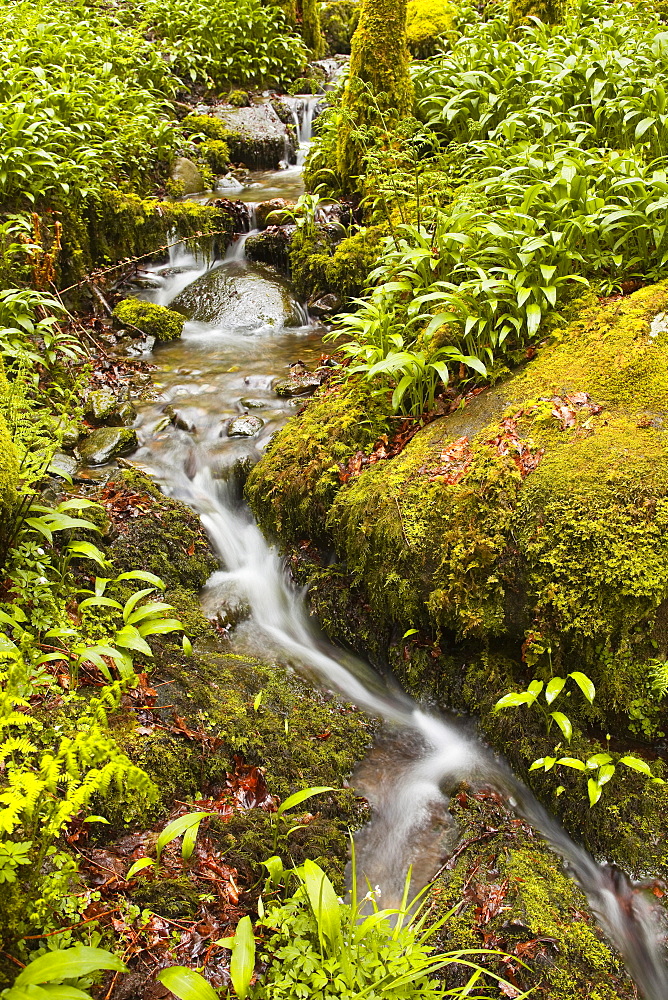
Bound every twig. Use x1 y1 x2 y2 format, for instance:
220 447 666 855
20 908 119 940
394 495 411 550
1 951 25 969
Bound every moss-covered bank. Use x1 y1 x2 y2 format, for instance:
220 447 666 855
247 281 668 876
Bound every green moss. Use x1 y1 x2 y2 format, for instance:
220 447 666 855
200 139 231 173
405 0 454 57
245 375 392 544
337 0 414 181
301 0 327 56
57 190 235 288
113 298 184 342
430 790 635 999
228 90 251 107
288 225 386 300
509 0 571 24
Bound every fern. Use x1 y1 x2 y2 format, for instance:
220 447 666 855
650 659 668 700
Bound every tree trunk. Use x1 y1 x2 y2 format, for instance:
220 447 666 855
336 0 413 183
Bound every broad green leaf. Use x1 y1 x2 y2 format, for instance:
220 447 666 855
550 711 572 742
588 778 602 807
230 916 256 1000
156 812 213 861
545 677 565 704
597 764 616 786
619 755 653 776
586 753 613 768
78 596 123 612
126 857 155 879
277 786 334 818
493 692 535 710
115 570 165 590
15 947 125 986
556 757 587 771
66 542 109 567
157 967 219 1000
569 671 595 703
300 858 342 950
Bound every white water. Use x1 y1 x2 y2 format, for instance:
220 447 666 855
124 107 668 998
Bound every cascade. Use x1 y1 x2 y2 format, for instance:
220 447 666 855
125 105 668 1000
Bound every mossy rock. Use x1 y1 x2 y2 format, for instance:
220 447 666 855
288 224 386 301
247 282 668 875
430 789 637 1000
245 374 393 544
113 298 184 342
509 0 571 24
406 0 455 57
57 190 236 289
228 89 251 107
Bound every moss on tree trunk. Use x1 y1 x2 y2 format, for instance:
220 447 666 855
336 0 414 182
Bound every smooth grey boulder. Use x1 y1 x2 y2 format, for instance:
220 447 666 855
273 374 321 397
48 453 78 479
171 262 303 330
171 156 206 195
76 427 138 466
240 398 266 409
215 103 296 169
227 415 264 437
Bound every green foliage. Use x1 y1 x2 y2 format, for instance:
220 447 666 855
139 0 307 89
156 857 522 999
406 0 454 57
1 945 126 1000
320 0 360 55
494 671 663 805
113 297 185 342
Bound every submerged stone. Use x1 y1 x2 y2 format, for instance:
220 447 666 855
240 398 266 409
171 263 303 329
77 427 138 465
227 415 264 437
273 373 321 397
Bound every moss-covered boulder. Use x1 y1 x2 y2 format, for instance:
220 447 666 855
430 788 637 1000
247 282 668 875
113 298 185 341
406 0 454 57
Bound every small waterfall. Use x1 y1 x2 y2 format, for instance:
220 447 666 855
144 457 668 1000
223 229 257 262
300 96 319 144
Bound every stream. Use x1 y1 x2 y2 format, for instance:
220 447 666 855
123 102 668 997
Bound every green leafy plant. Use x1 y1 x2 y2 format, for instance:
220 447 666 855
270 786 334 852
494 671 663 804
156 855 528 999
1 945 126 1000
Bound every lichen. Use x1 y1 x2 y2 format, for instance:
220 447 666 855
113 299 185 341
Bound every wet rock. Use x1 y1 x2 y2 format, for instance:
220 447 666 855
245 226 295 272
256 199 295 229
48 452 78 479
227 415 264 437
171 262 303 329
61 421 82 448
76 427 138 466
86 388 118 423
309 292 342 317
215 103 296 169
165 405 197 433
113 401 137 426
171 156 206 195
273 374 322 397
240 398 266 409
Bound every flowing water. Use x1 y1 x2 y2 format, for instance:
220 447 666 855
123 106 668 997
